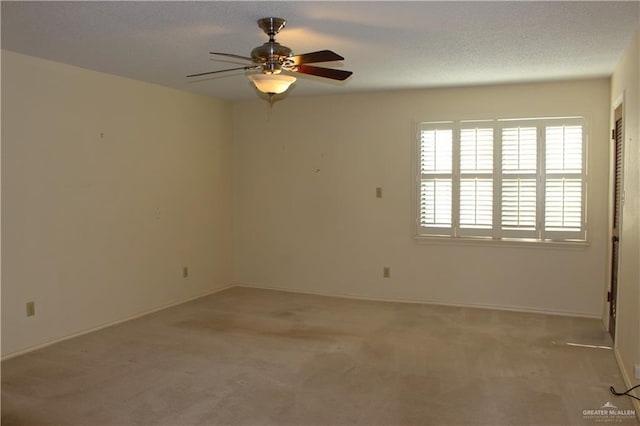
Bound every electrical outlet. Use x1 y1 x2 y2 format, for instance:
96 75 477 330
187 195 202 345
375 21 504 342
635 364 640 380
26 301 35 317
376 187 383 198
383 267 390 278
183 267 189 278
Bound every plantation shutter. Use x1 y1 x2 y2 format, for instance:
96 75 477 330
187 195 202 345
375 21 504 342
459 127 493 235
416 117 586 242
500 126 537 238
419 125 453 233
542 122 585 239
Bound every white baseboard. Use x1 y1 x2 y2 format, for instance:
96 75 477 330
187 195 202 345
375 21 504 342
233 282 601 319
1 284 234 361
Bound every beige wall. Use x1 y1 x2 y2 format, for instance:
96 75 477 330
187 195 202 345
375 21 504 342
233 79 611 317
1 48 624 361
610 30 640 408
1 51 234 357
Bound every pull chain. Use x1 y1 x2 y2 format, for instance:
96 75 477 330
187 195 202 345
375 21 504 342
266 94 274 121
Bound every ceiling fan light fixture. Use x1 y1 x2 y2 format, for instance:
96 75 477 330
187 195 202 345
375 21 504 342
248 73 296 95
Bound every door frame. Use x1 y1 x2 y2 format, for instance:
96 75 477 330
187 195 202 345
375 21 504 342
605 94 625 341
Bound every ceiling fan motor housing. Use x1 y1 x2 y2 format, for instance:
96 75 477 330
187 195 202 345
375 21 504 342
251 42 293 74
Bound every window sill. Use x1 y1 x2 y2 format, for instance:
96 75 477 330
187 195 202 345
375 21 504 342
413 234 589 250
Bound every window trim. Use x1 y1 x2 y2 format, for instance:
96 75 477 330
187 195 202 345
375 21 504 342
413 117 588 244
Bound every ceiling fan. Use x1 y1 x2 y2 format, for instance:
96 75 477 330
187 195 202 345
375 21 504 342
187 17 353 98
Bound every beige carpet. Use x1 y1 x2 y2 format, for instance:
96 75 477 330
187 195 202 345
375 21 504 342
2 286 637 425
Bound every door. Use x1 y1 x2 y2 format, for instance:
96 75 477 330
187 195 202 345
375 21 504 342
609 105 623 340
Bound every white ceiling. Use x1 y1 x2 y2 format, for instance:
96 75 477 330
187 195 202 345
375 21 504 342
2 1 639 101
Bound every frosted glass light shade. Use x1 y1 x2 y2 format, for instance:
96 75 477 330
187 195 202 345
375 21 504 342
248 74 296 94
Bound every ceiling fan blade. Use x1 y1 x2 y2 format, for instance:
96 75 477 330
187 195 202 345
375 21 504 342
209 52 253 62
290 50 344 66
186 66 255 78
295 65 353 81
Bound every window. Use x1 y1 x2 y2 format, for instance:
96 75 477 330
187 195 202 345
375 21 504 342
416 117 586 242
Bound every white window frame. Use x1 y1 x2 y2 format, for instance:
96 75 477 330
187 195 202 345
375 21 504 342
415 117 587 243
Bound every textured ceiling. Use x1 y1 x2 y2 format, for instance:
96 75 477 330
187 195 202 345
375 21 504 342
2 1 639 101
